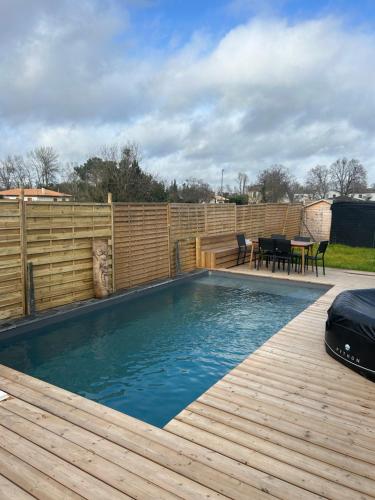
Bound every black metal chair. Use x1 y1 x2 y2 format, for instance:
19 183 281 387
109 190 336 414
305 240 329 276
236 234 248 265
257 238 276 271
271 234 286 239
274 239 294 275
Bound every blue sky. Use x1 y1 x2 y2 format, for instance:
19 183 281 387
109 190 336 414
126 0 375 49
0 0 374 187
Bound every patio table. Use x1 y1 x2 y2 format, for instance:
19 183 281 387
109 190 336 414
247 239 314 275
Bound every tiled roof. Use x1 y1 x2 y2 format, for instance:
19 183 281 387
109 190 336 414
0 188 71 197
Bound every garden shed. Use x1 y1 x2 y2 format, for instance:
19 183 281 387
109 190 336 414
302 199 332 241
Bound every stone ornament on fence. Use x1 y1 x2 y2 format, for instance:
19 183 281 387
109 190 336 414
93 239 110 298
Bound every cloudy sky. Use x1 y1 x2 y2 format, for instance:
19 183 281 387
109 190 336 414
1 0 375 188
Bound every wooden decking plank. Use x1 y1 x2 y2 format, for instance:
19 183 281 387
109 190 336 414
268 332 323 346
269 330 330 346
2 396 224 500
260 344 365 375
210 384 375 454
165 421 354 500
248 352 375 400
250 349 375 394
233 361 370 412
167 411 375 499
159 423 318 500
198 392 375 466
188 400 375 481
274 325 326 337
264 341 366 372
234 362 375 411
216 378 375 441
0 474 36 500
245 348 372 392
0 436 85 500
278 325 322 335
0 372 271 500
0 403 175 500
224 371 375 425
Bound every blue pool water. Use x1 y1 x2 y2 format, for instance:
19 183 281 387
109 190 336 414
0 273 326 427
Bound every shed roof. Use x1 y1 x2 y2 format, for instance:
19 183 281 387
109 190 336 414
305 199 332 208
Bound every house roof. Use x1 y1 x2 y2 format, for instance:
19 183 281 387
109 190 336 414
0 188 71 197
305 199 332 208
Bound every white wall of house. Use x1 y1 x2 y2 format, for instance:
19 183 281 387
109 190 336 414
327 190 375 201
1 195 70 202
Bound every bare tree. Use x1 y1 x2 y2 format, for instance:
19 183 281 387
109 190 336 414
329 158 367 196
0 156 16 189
236 172 248 194
257 165 295 203
0 155 32 188
99 143 119 163
306 165 330 199
28 146 60 187
286 180 303 203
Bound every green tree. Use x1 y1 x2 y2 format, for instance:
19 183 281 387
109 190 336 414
70 144 168 202
227 194 248 205
178 178 214 203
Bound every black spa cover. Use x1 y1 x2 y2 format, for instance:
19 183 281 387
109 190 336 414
325 288 375 380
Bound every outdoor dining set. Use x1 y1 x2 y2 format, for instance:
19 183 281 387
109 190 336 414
236 234 329 277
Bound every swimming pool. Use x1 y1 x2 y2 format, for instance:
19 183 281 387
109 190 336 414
0 272 327 427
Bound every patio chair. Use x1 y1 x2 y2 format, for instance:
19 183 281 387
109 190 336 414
236 234 248 265
305 240 329 277
257 238 276 271
271 234 286 239
274 239 294 275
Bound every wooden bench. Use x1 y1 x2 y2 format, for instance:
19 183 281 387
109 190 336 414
196 232 251 269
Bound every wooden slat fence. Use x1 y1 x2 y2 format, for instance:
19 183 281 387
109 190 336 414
205 204 236 235
236 204 266 237
236 203 302 239
0 201 24 320
283 203 304 238
113 204 170 289
0 201 303 320
169 204 206 274
26 203 112 311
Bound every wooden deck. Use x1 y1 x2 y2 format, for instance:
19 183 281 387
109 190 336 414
0 267 375 499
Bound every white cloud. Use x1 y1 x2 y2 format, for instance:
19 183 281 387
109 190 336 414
0 1 374 187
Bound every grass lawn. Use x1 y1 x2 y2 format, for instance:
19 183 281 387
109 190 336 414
316 243 375 272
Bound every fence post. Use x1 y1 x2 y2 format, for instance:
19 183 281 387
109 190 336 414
167 203 172 277
264 204 269 236
195 236 201 267
19 188 28 316
26 262 35 315
282 204 289 236
108 193 116 293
